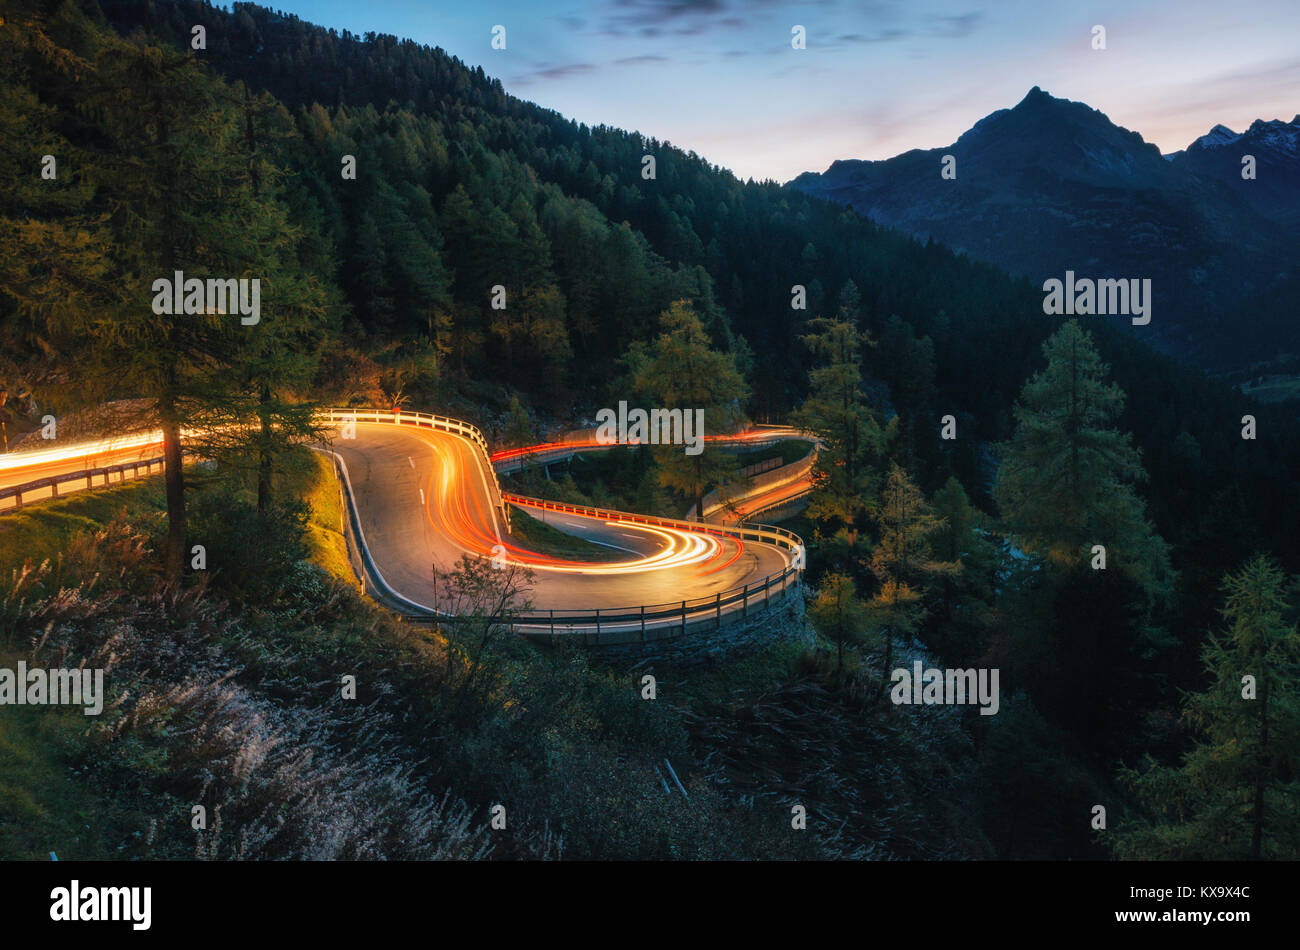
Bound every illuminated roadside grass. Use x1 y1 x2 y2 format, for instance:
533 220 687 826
505 504 625 563
300 450 357 588
0 449 353 586
0 481 166 576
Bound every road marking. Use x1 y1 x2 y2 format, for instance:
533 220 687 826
408 456 414 468
419 488 425 507
582 538 641 554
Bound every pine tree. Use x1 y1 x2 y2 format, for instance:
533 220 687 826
1114 556 1300 859
625 300 749 519
929 475 996 662
867 464 958 696
808 572 870 674
995 319 1172 599
791 299 885 544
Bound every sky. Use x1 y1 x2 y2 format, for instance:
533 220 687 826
264 0 1300 182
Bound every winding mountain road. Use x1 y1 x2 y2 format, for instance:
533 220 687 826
1 409 810 637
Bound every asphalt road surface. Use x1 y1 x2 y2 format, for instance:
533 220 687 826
329 422 791 615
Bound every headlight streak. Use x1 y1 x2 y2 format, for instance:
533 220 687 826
0 431 163 472
403 425 741 576
3 420 791 586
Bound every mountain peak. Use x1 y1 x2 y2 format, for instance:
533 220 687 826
1188 117 1300 153
1015 85 1056 108
1192 123 1241 149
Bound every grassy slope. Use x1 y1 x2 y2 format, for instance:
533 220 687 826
0 644 147 860
0 452 352 582
0 481 165 576
0 450 356 859
507 504 624 561
299 450 357 587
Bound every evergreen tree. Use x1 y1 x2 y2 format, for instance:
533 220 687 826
792 299 885 548
995 319 1172 600
1115 556 1300 859
928 475 997 663
868 464 958 697
227 82 336 513
68 37 253 584
625 301 749 519
808 572 870 674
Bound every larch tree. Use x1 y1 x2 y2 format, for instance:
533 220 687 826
994 319 1172 600
1114 555 1300 859
624 300 749 519
46 36 320 583
867 464 959 698
808 572 870 675
792 283 886 546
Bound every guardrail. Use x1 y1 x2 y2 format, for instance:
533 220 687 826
0 457 166 513
0 408 807 647
510 562 801 645
693 444 818 522
317 407 511 533
741 484 815 523
499 493 804 643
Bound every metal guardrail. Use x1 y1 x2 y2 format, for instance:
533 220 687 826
499 493 804 643
741 484 815 522
512 563 801 646
0 457 166 513
694 445 818 522
317 407 511 533
0 408 807 646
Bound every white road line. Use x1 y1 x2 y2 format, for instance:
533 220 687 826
408 456 414 468
419 488 425 507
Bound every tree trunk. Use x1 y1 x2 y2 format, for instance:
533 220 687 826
879 625 893 703
257 383 272 514
162 418 186 586
1252 670 1268 859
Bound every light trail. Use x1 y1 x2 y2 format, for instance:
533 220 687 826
0 414 810 620
414 428 736 576
0 430 163 472
488 427 802 466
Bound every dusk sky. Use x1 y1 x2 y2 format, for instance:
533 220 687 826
267 0 1300 182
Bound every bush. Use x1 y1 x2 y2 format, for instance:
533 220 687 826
188 492 309 604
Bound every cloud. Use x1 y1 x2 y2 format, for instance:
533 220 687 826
932 11 981 38
614 54 671 65
513 62 598 84
836 28 909 45
552 13 586 31
602 0 729 36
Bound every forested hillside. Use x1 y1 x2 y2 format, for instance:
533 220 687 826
2 0 1298 861
22 0 1291 651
